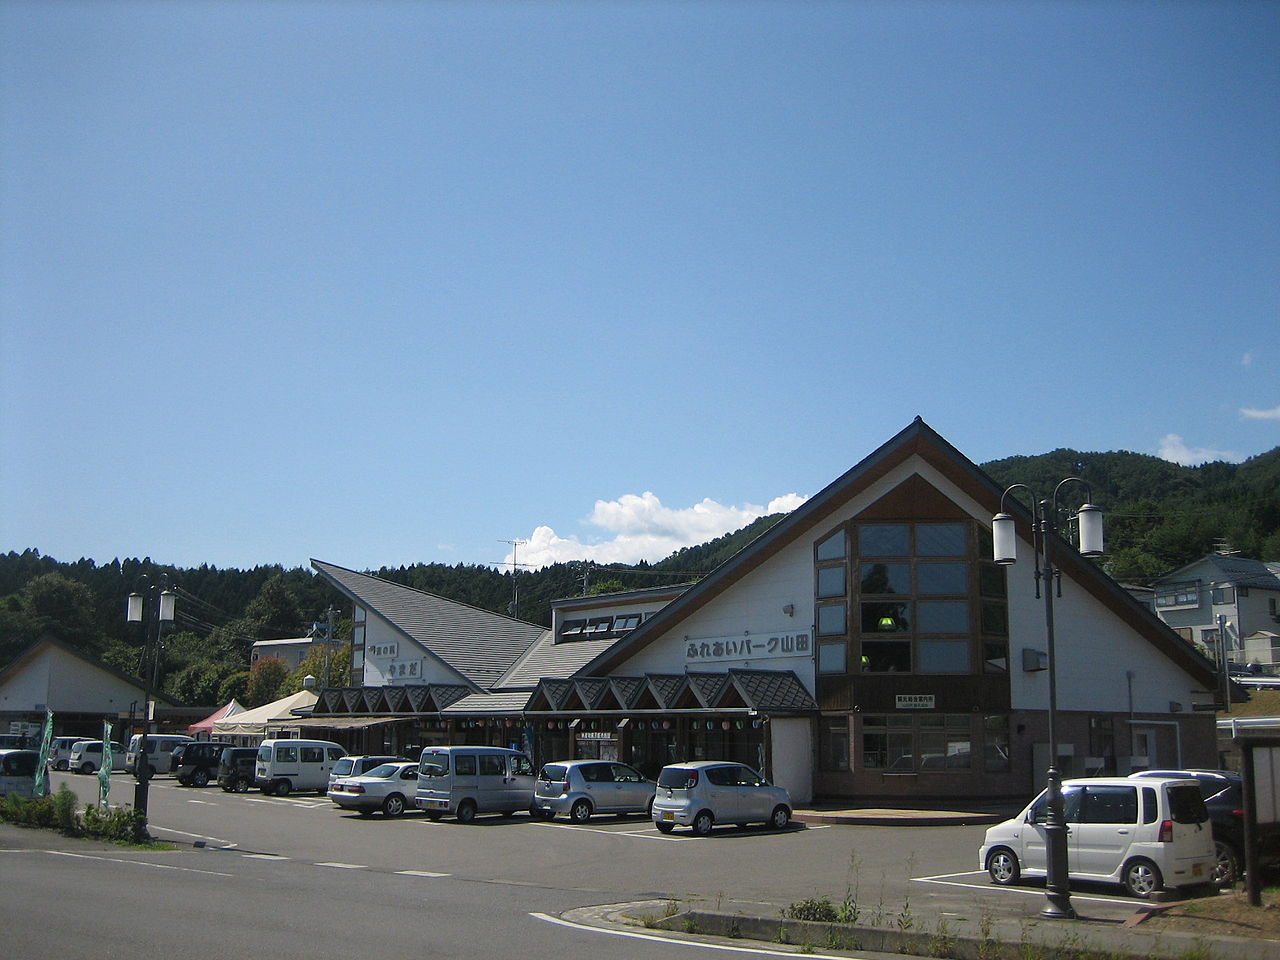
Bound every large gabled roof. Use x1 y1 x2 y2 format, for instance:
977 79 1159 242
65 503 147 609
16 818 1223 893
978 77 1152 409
0 634 177 705
311 560 545 690
577 417 1220 689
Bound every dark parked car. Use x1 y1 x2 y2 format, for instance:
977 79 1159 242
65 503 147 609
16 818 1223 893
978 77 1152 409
217 747 260 792
1131 769 1280 885
171 741 237 787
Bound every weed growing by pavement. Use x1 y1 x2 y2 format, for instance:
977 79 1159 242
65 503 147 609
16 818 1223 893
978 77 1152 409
783 896 838 923
896 893 915 931
826 928 861 951
1174 942 1213 960
930 918 959 958
682 916 699 934
798 943 814 954
977 905 1002 960
634 901 678 928
836 890 859 924
726 919 741 939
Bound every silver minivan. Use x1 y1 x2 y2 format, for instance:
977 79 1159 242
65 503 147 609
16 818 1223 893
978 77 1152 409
651 760 792 835
414 746 536 822
980 775 1215 897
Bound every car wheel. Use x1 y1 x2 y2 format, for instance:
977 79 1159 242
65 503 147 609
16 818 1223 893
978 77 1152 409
382 794 406 818
456 799 477 824
1212 841 1241 887
692 810 714 836
986 847 1021 886
191 769 209 788
528 803 553 820
55 760 68 771
235 776 250 793
645 797 654 819
1123 858 1163 898
80 762 95 775
275 779 291 797
767 805 791 830
655 821 675 834
569 799 593 824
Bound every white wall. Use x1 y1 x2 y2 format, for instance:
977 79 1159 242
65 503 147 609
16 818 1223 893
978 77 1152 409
360 611 465 686
770 716 812 804
0 646 146 715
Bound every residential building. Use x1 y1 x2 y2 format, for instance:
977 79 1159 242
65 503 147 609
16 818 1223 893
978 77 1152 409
1150 555 1280 662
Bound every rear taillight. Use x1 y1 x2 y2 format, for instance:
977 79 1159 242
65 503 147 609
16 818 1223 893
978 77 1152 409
687 771 699 788
349 784 364 794
1158 819 1173 842
557 781 569 795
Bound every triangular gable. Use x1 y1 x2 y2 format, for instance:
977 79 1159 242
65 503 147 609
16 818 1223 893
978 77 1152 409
646 674 689 709
687 673 730 707
578 418 1219 690
610 677 646 708
574 678 610 709
729 669 818 712
383 686 408 712
341 688 364 713
535 678 575 711
319 689 345 714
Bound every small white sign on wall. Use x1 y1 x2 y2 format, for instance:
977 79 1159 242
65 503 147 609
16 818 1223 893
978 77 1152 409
369 642 399 658
895 695 936 710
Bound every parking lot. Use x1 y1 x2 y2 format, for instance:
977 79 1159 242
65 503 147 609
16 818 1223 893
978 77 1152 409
43 769 1157 928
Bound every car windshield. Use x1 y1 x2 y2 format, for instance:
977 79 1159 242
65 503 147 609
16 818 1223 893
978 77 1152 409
539 764 567 782
331 758 354 777
365 764 400 778
658 767 697 789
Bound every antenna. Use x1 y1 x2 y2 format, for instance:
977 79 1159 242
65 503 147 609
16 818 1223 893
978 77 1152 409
499 539 527 618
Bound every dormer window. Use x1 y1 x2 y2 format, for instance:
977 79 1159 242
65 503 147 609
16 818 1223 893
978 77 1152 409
586 617 613 636
614 613 642 632
560 619 586 640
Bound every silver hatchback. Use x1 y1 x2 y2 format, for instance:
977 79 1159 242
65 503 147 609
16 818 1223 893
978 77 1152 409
651 761 791 835
534 760 656 822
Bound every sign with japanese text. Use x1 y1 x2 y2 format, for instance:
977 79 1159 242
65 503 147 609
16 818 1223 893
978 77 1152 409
684 632 811 664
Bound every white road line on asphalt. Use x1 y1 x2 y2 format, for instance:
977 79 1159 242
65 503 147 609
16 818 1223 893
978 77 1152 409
532 821 686 841
316 861 367 869
242 853 290 861
396 870 451 878
44 850 235 878
531 912 853 959
912 873 1136 905
148 825 238 846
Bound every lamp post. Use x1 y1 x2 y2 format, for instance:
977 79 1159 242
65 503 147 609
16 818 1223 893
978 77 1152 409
992 478 1103 921
125 576 176 819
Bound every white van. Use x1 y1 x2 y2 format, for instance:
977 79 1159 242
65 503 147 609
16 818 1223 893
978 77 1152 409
414 745 536 822
125 733 194 777
255 739 346 796
46 736 83 771
980 775 1215 898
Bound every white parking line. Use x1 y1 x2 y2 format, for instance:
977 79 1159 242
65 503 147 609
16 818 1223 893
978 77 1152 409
242 853 289 861
45 850 234 878
532 912 851 958
148 825 238 846
913 872 1140 906
396 870 451 878
316 861 367 869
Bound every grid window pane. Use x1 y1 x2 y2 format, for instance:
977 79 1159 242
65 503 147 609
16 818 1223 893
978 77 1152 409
861 601 911 633
860 562 910 595
862 639 911 672
816 530 847 561
981 601 1008 636
818 642 847 674
817 602 846 635
918 639 970 673
916 523 967 556
917 600 969 633
858 524 910 557
817 565 846 599
917 562 968 595
979 563 1007 598
983 640 1009 673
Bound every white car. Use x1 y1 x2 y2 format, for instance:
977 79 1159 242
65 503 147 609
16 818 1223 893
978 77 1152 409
980 776 1215 898
328 761 419 817
651 761 791 836
68 740 126 775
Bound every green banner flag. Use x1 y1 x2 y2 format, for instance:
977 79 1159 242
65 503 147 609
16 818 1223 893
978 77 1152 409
98 719 113 806
33 710 54 797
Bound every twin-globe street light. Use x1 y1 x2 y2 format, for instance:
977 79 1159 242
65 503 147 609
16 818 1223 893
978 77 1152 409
125 578 176 819
992 479 1103 921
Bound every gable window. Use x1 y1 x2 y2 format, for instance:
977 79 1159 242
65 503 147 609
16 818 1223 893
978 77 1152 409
560 619 587 640
1155 581 1200 609
586 617 614 637
614 613 642 632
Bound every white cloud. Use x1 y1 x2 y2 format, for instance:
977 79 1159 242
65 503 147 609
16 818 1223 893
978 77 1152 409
510 491 809 569
1240 405 1280 420
1156 434 1240 466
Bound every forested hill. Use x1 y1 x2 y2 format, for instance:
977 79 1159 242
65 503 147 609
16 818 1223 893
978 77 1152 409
0 445 1275 700
981 445 1280 579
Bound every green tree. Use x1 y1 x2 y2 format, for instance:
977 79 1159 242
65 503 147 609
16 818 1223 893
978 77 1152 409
217 671 250 705
243 656 289 708
278 642 353 696
243 574 304 640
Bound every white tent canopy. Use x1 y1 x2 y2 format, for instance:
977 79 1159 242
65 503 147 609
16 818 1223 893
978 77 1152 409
212 690 317 738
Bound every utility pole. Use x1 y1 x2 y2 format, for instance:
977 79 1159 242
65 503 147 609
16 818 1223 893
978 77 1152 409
323 605 335 689
500 539 527 619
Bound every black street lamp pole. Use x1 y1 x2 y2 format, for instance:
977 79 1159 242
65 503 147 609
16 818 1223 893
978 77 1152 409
126 576 175 819
993 479 1103 921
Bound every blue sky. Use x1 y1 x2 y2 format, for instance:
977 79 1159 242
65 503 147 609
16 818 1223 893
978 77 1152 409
2 1 1276 574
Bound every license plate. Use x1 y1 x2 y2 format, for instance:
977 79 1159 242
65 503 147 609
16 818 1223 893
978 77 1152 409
662 812 674 821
